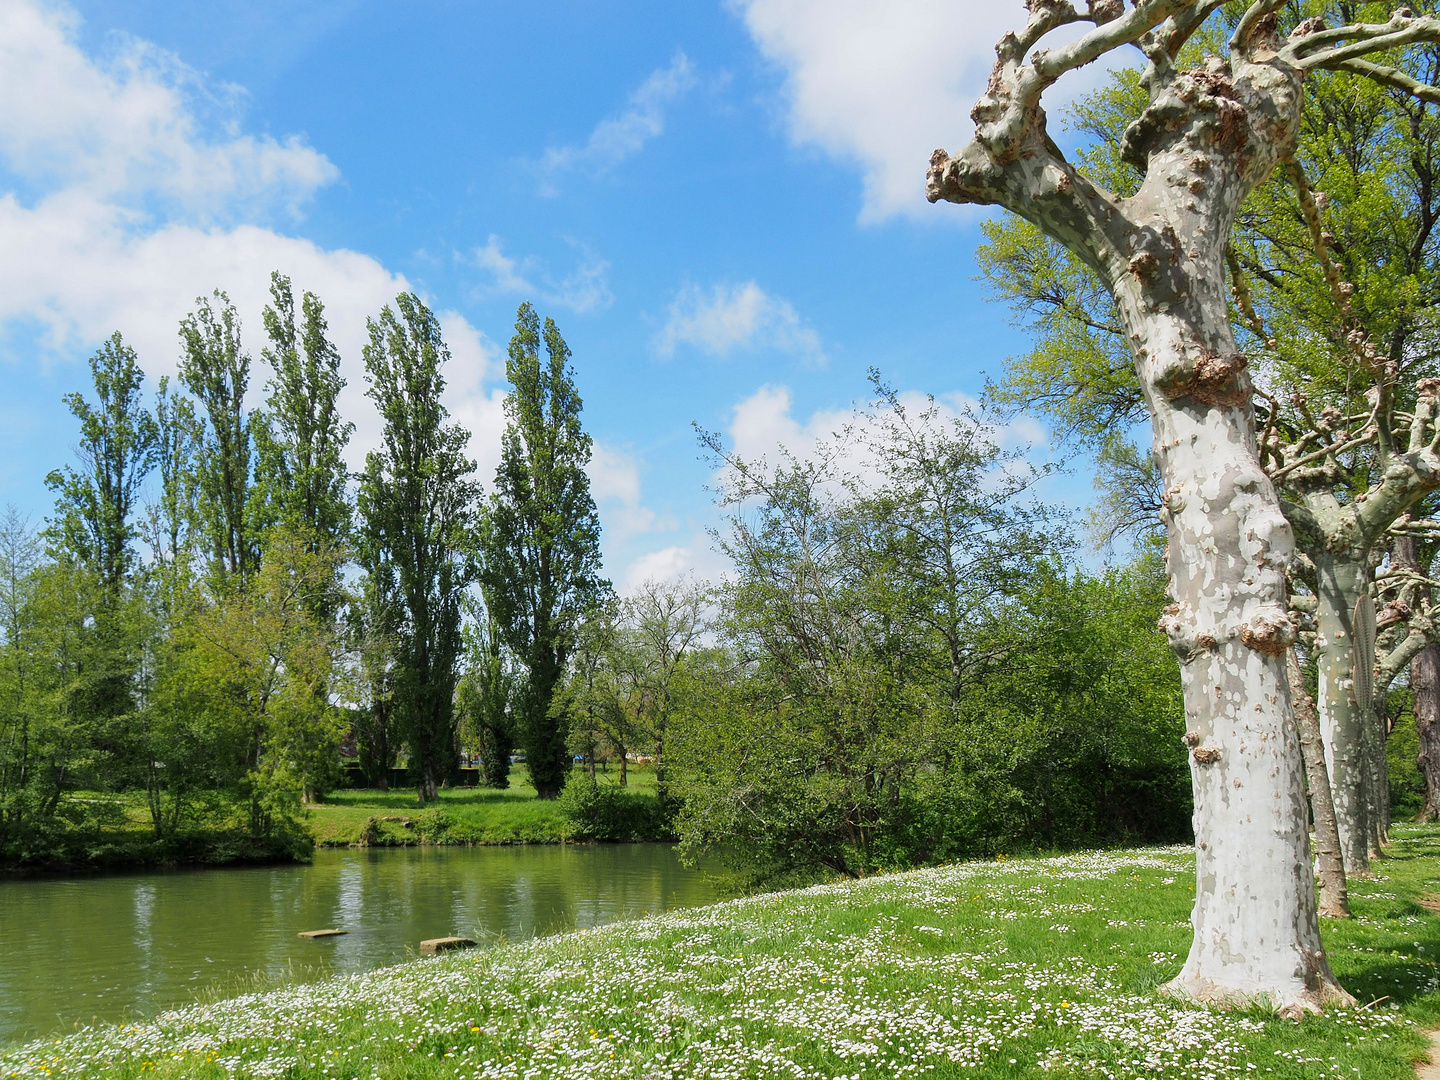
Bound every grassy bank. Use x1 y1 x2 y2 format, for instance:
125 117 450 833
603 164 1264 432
310 766 668 847
7 828 1440 1079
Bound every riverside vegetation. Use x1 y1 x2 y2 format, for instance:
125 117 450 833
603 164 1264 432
7 826 1440 1079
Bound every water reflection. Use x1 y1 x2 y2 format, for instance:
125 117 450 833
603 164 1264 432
0 843 717 1044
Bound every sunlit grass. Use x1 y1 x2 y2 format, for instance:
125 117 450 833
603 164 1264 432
7 827 1440 1078
309 765 657 846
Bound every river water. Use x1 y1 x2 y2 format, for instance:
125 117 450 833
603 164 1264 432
0 843 720 1045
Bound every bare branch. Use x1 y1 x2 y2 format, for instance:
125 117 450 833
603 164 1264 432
1288 13 1440 72
1325 57 1440 103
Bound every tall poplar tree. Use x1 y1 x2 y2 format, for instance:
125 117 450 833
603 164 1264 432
480 303 606 800
357 293 478 802
256 272 353 556
179 291 261 592
45 333 157 593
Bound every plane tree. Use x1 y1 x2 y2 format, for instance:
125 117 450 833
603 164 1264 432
927 0 1440 1011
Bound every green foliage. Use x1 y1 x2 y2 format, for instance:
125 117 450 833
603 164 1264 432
1388 709 1427 821
479 303 607 800
457 612 516 789
180 291 263 591
672 397 1183 883
357 293 478 802
557 774 673 841
255 272 354 560
145 375 204 601
43 332 157 592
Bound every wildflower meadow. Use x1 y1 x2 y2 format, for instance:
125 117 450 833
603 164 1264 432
7 827 1440 1080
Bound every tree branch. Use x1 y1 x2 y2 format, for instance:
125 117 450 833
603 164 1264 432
1288 13 1440 71
1324 57 1440 104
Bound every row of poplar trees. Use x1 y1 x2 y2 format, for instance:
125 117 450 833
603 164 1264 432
0 276 604 860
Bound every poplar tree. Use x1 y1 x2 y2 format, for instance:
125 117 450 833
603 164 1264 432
257 272 353 556
45 333 157 594
180 291 261 592
480 303 606 800
357 294 478 802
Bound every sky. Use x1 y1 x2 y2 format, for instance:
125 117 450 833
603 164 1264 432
0 0 1120 591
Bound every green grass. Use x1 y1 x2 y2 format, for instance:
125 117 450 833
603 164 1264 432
8 826 1440 1078
309 766 658 847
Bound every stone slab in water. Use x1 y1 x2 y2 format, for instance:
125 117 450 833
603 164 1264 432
297 929 347 939
420 936 476 954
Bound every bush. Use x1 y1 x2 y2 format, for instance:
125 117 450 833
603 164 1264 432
558 777 673 841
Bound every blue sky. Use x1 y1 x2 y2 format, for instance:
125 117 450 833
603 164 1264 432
0 0 1100 589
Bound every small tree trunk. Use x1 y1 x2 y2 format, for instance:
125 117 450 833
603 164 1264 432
1311 554 1371 875
1416 643 1440 821
1288 651 1348 918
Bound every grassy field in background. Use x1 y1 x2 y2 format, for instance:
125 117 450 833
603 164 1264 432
9 825 1440 1079
309 765 658 847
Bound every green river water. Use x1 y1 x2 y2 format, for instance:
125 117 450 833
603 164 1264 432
0 843 720 1045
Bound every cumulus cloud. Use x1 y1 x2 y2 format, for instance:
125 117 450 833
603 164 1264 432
619 535 731 595
587 442 677 544
0 0 503 479
726 382 1052 492
0 0 336 218
532 52 696 196
732 0 1050 221
655 281 824 364
468 235 613 315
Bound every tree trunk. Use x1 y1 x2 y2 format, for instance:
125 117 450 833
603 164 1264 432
1287 650 1348 918
1311 554 1370 875
1128 274 1345 1011
924 20 1373 1013
1416 643 1440 821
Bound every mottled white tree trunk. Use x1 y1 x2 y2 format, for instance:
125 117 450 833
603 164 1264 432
929 0 1440 1013
1311 555 1371 874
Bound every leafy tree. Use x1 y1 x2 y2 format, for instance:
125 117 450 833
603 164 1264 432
0 509 42 847
143 375 204 602
44 333 157 593
256 272 353 558
180 291 262 591
175 528 348 833
357 293 478 802
457 610 516 789
621 578 707 803
479 304 607 800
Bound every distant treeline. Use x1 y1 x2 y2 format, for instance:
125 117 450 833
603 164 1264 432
0 273 1194 876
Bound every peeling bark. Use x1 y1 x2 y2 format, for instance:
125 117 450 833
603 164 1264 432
920 0 1440 1012
1415 643 1440 821
1287 650 1348 918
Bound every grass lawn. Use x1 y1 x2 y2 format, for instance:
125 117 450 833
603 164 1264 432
7 826 1440 1079
309 766 657 847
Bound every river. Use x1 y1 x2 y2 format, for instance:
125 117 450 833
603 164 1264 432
0 843 721 1045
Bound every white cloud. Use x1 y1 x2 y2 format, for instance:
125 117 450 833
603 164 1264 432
0 0 336 218
619 535 731 595
533 53 696 196
731 0 1029 221
726 383 1051 491
0 0 502 482
655 281 824 364
588 442 674 543
468 235 613 315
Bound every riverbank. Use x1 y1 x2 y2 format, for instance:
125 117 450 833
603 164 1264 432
7 827 1440 1079
310 768 670 847
0 768 671 872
